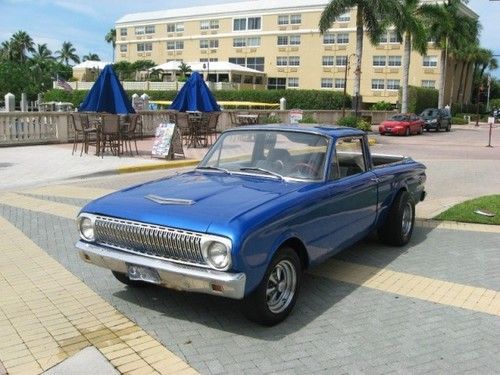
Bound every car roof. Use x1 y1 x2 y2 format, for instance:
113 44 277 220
222 124 366 139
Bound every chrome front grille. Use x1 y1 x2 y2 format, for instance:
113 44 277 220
94 215 207 266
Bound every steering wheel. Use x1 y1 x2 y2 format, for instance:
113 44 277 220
291 163 316 176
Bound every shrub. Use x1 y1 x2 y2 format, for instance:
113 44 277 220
264 113 282 123
406 86 438 114
451 116 468 125
336 115 371 131
371 101 393 111
298 113 316 123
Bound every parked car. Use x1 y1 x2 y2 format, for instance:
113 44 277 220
379 114 424 136
420 108 451 132
76 126 426 325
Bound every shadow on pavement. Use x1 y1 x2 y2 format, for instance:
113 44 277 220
112 226 432 339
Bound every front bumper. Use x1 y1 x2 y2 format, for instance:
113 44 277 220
76 240 246 299
424 121 438 129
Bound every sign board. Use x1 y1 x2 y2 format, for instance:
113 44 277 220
488 117 495 124
151 123 184 159
289 109 303 124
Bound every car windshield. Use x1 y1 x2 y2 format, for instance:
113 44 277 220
420 109 435 117
390 114 408 121
198 129 329 181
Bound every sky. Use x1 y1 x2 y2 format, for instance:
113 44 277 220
0 0 498 74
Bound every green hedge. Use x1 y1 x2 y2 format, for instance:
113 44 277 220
42 88 350 110
406 86 438 114
451 116 468 125
336 115 372 131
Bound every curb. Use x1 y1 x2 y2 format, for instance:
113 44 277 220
116 159 200 174
415 218 500 233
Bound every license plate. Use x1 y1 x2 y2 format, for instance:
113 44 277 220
127 264 160 284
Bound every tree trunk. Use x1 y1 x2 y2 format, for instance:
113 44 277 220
401 33 411 113
354 8 363 113
439 48 447 108
463 61 472 105
456 59 466 103
448 60 458 106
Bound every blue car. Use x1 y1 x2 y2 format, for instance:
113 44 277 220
76 125 426 325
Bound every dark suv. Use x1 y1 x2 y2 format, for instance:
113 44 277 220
420 108 451 132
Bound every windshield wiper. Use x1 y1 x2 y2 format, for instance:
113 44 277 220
239 167 284 180
196 166 230 174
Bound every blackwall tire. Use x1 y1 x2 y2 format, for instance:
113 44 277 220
378 190 415 246
242 247 302 326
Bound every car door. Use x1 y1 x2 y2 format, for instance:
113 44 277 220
315 136 378 258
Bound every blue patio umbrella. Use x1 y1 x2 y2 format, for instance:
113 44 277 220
79 65 135 114
169 72 220 112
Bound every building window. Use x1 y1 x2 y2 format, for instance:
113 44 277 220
230 57 265 71
200 19 219 30
268 77 286 90
372 79 385 90
388 31 401 43
388 56 402 67
145 25 155 34
135 26 145 35
278 15 289 25
120 28 127 37
321 78 333 89
423 55 438 67
387 79 400 90
290 14 301 24
323 33 335 45
120 44 127 52
288 77 299 88
276 56 288 66
200 58 218 62
247 37 261 47
290 35 301 45
233 38 246 47
137 42 152 52
289 56 300 66
167 23 184 33
336 55 347 66
337 12 350 22
277 36 288 46
337 33 349 44
322 56 334 66
335 78 346 89
234 17 261 31
200 39 219 49
421 80 436 88
167 40 184 50
373 56 386 67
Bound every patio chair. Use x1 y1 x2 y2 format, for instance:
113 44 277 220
175 112 190 144
69 113 85 156
206 112 221 145
122 114 141 156
100 114 121 157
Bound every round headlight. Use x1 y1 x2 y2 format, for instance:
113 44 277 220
206 242 230 269
431 119 438 123
79 216 95 241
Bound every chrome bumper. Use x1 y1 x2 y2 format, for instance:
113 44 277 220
76 240 246 299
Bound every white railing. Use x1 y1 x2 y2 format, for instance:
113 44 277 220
53 81 184 91
0 112 68 145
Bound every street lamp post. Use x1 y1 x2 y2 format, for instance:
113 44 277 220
475 84 484 127
342 54 356 118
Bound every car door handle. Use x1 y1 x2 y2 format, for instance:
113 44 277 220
370 177 380 183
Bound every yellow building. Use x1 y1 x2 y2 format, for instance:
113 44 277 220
115 0 478 105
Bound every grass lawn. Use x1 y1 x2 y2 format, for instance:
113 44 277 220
435 195 500 225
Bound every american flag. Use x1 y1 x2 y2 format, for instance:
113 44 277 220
56 76 73 92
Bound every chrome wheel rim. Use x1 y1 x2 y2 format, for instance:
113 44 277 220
401 202 413 237
266 260 297 314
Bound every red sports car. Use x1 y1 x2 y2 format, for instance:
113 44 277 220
379 114 424 136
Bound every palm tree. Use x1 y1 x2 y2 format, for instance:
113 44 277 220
425 0 478 108
105 28 116 62
55 41 80 66
10 30 35 62
319 0 397 114
31 43 54 62
0 40 15 61
392 0 432 113
83 53 101 61
178 62 192 78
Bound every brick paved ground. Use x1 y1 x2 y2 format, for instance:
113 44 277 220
0 174 498 374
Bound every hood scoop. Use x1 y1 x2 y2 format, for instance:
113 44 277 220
145 194 195 205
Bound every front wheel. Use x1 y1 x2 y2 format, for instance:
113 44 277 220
378 190 415 246
405 127 410 136
242 247 301 326
446 123 451 132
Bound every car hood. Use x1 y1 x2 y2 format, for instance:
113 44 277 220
381 120 405 127
81 171 304 234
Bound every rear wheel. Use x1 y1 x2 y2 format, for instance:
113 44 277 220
446 123 451 132
112 271 146 287
378 190 415 246
405 127 410 136
242 247 301 326
418 126 423 135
